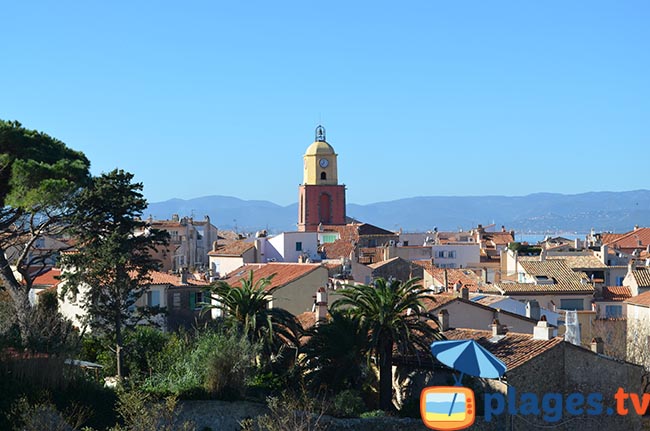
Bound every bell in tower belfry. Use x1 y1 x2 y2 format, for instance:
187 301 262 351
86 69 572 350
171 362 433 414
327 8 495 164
297 125 347 232
315 125 326 142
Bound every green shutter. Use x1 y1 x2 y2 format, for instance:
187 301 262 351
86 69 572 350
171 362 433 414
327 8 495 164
189 292 196 310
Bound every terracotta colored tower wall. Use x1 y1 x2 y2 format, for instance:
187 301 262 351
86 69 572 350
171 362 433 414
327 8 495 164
298 184 346 232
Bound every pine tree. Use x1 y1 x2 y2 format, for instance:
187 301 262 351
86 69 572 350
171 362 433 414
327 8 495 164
60 169 169 378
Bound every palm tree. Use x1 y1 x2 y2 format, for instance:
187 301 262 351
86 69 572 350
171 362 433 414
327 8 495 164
300 309 372 393
203 270 300 357
332 277 443 411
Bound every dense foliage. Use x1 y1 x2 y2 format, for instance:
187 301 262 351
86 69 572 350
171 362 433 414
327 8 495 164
0 120 90 344
60 169 169 377
205 271 301 359
332 277 443 410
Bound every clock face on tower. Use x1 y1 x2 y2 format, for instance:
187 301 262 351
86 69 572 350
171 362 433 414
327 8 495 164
319 158 329 168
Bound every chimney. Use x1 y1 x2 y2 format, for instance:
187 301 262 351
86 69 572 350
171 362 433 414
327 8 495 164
591 337 604 354
212 241 219 252
315 287 328 324
574 238 581 249
172 213 179 222
533 315 553 340
526 300 541 321
628 260 635 275
438 309 450 331
180 267 188 284
600 245 608 265
501 225 506 233
443 269 449 292
491 319 507 336
461 286 469 300
539 247 547 262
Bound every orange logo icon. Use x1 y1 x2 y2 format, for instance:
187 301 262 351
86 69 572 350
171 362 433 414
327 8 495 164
420 386 476 430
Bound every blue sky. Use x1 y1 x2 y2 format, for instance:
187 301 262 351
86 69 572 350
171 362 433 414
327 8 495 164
2 1 648 205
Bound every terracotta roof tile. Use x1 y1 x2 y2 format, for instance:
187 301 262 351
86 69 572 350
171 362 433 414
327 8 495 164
603 228 650 251
493 282 594 295
321 239 354 260
484 232 514 246
223 263 323 293
442 328 563 371
517 259 593 292
297 311 316 331
625 290 650 308
599 286 632 302
547 255 607 269
631 267 650 288
148 271 210 286
31 268 61 287
208 240 255 257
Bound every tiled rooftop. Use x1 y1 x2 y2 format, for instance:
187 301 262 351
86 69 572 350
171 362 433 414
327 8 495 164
493 282 594 294
598 286 632 302
518 259 593 293
626 290 650 308
149 271 210 286
208 240 255 257
442 328 563 370
223 263 323 293
31 268 61 287
320 239 354 260
547 255 607 269
603 228 650 250
631 267 650 287
367 256 401 270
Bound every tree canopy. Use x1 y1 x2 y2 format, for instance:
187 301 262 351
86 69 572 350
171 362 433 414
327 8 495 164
205 270 300 359
0 120 91 344
60 169 169 377
332 277 443 410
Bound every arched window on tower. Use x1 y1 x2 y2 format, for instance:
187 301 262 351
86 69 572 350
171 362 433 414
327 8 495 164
321 172 327 180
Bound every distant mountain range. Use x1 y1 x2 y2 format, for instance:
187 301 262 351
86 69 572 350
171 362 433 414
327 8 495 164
145 190 650 235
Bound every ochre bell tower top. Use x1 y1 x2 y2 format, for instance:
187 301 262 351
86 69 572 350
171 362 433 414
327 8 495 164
298 125 346 231
303 125 338 186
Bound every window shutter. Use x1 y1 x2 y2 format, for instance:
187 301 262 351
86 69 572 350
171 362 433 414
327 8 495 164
189 292 196 310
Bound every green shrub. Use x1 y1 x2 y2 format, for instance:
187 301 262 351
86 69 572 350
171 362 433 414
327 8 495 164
329 389 365 418
360 410 386 418
143 330 258 400
110 389 195 431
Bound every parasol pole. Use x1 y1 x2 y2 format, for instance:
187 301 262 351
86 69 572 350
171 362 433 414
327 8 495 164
448 371 465 416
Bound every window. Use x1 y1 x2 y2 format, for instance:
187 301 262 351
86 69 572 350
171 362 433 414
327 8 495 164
448 251 456 259
616 276 625 286
321 234 337 243
605 305 623 318
403 241 409 246
295 242 303 251
320 172 327 180
559 298 584 311
172 293 181 309
147 290 160 307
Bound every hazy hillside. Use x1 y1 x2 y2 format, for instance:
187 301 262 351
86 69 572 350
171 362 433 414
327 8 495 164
145 190 650 234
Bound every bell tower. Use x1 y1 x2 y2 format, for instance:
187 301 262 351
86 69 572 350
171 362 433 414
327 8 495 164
298 125 346 232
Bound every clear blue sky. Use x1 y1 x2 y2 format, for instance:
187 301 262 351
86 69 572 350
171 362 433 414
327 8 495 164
2 1 648 206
